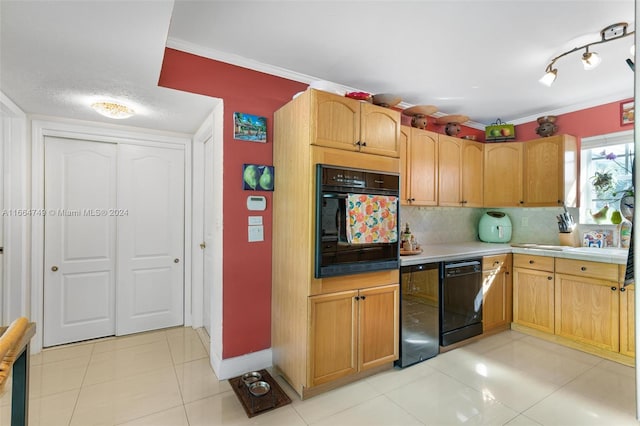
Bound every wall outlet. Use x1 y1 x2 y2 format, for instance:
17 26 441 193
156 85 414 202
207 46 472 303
521 217 529 227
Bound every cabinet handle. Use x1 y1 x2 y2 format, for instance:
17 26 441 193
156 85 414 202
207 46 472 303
361 141 367 147
519 200 524 204
580 266 587 271
547 276 553 280
51 266 59 272
461 200 468 204
621 287 627 292
529 260 534 264
354 296 360 300
505 272 510 275
611 286 618 291
360 295 366 300
354 141 361 147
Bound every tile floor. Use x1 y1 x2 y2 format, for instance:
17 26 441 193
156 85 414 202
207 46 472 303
1 328 638 425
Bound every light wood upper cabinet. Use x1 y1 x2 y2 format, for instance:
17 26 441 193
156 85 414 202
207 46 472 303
311 89 400 157
512 254 555 333
308 283 399 387
482 254 512 333
438 135 483 207
484 142 524 207
523 134 577 207
400 126 438 206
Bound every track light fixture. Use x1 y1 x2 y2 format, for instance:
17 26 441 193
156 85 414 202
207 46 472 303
539 22 635 86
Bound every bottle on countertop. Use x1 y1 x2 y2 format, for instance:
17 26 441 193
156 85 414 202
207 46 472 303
620 220 632 249
402 223 412 250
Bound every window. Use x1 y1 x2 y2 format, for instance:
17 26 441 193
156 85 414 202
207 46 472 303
580 130 634 224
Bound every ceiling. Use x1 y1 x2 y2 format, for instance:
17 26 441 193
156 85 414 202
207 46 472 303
1 1 636 134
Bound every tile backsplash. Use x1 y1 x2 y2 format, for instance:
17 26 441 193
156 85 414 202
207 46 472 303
400 205 617 247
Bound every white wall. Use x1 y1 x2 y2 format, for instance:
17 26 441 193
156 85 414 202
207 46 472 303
0 92 29 325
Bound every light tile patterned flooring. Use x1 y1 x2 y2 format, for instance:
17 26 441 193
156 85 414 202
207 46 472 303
1 328 638 425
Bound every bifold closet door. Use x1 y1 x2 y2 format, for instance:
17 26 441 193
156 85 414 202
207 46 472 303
116 144 185 335
43 137 117 347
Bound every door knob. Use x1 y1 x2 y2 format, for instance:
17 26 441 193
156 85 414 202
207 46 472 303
51 266 58 272
200 242 206 249
174 258 180 263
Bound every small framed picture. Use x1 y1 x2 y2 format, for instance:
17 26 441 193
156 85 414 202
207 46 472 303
242 164 274 191
234 112 267 143
621 100 634 126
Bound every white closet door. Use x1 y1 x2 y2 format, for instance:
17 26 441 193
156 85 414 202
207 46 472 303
43 137 117 346
116 144 185 335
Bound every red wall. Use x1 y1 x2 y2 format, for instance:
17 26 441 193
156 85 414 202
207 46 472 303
159 48 306 358
514 98 634 141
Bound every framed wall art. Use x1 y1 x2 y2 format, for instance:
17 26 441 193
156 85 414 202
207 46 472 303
234 112 267 143
242 164 274 191
621 100 634 126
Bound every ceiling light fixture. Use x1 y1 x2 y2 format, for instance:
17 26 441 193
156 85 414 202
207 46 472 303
540 22 635 86
91 101 135 119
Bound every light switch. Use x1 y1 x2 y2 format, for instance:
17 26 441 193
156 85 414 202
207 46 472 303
248 216 263 226
248 225 264 242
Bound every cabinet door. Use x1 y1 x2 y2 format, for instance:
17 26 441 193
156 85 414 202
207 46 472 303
309 290 358 386
399 126 410 206
555 274 619 351
359 102 400 157
620 284 635 357
483 254 512 332
461 140 484 207
438 135 462 206
408 128 438 206
312 90 360 151
358 284 399 371
523 137 563 207
513 267 555 333
483 143 523 207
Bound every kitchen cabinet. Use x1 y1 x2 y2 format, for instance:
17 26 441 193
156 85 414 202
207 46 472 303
482 254 512 333
523 135 578 207
512 254 555 333
399 126 438 206
438 135 483 207
619 266 635 357
272 89 400 399
483 135 577 208
312 89 400 157
483 142 523 207
308 284 399 387
554 257 620 352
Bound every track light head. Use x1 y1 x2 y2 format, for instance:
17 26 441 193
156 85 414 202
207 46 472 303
539 68 558 87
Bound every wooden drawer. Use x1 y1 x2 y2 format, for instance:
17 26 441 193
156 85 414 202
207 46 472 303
555 258 618 282
482 254 509 271
513 254 554 272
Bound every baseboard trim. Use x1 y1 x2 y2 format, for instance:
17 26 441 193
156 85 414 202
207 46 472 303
210 348 273 380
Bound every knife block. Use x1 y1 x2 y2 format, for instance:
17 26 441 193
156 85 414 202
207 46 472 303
558 230 579 247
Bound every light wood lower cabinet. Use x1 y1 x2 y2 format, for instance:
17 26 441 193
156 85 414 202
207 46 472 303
482 254 512 333
308 284 399 388
554 273 619 352
512 254 555 334
619 283 635 357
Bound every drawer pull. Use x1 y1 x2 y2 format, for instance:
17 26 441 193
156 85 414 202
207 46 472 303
621 287 627 292
529 260 534 264
611 286 618 291
548 276 553 280
580 266 587 271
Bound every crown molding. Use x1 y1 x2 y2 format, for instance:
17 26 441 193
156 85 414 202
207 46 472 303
166 38 632 131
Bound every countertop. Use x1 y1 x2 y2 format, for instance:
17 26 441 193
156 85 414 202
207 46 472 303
400 241 628 266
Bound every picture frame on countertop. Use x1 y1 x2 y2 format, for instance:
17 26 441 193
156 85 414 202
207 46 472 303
234 112 267 143
621 100 634 126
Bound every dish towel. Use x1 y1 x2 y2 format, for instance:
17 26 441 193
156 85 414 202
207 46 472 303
346 194 398 244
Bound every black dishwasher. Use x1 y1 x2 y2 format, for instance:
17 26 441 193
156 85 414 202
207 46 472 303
396 262 440 368
440 259 483 346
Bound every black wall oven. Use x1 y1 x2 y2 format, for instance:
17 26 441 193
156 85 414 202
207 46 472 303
315 164 400 278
